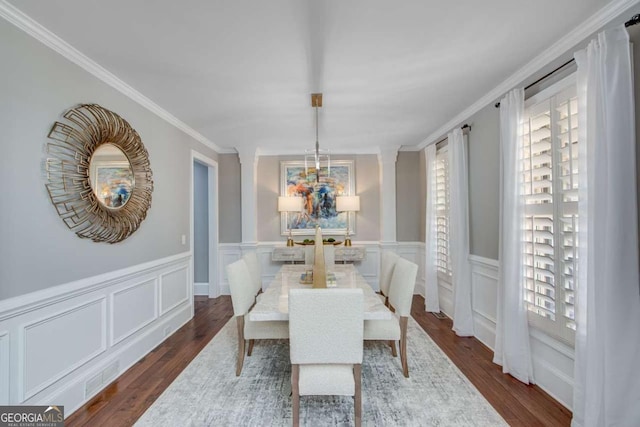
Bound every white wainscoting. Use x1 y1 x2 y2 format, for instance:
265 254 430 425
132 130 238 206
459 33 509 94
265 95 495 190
469 255 499 351
0 331 9 405
468 254 574 410
110 279 157 346
218 242 425 295
218 244 243 295
395 242 425 296
21 297 108 401
160 267 190 316
0 252 193 416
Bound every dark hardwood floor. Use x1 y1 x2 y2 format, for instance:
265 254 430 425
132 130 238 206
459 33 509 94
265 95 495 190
66 295 571 426
410 296 572 426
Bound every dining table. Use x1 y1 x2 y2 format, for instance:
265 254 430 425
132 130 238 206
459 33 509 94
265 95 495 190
249 264 394 321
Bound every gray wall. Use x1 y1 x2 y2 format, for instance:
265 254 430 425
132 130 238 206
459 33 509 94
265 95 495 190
467 104 501 260
0 19 219 300
396 151 425 242
256 155 381 242
193 161 209 282
218 154 242 243
463 18 640 262
631 25 640 254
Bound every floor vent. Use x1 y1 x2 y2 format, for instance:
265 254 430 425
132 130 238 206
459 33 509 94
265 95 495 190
432 311 448 320
84 372 102 399
103 361 119 383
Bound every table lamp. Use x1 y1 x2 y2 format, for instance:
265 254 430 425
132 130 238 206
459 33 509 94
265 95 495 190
278 196 303 246
336 195 360 247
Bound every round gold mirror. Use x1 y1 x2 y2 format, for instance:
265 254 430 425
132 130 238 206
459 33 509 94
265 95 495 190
45 104 153 243
90 143 134 210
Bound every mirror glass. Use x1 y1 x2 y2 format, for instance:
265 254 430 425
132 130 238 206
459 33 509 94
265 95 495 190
90 143 134 209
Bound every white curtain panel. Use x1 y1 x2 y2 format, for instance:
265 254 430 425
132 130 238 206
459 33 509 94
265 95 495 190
448 128 474 336
424 144 440 312
572 26 640 427
493 88 535 384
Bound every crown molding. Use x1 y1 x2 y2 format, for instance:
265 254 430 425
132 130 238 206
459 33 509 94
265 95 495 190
0 0 233 154
416 0 640 150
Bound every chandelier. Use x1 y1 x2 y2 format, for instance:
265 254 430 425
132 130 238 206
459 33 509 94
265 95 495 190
305 93 330 182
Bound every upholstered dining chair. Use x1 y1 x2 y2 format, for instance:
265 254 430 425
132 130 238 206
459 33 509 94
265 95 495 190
227 258 288 376
364 257 418 377
378 251 399 306
289 288 364 427
304 245 335 265
242 251 262 295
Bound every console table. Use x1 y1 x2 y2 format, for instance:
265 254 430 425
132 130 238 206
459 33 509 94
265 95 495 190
271 246 366 263
271 247 305 262
334 246 366 262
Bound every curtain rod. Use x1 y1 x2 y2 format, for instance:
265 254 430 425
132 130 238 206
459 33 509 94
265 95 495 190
494 13 640 108
434 124 471 146
494 59 574 108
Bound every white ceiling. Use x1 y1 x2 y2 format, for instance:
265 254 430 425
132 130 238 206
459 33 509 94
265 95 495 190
7 0 615 154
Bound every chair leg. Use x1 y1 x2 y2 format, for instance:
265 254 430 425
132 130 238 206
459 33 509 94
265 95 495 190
399 316 409 377
389 340 397 357
354 364 362 427
292 364 300 427
247 339 255 356
236 316 245 376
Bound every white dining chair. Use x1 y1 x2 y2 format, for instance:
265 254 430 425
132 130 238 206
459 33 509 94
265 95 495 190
227 258 288 376
289 288 364 427
242 251 262 295
364 257 418 377
379 251 399 305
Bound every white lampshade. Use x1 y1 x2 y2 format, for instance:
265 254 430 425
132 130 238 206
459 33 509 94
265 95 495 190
278 196 303 212
336 195 360 212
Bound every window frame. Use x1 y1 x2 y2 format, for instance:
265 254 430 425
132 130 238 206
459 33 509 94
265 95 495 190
522 73 578 346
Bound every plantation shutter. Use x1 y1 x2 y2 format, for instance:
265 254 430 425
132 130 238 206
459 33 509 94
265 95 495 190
522 78 577 343
435 146 452 278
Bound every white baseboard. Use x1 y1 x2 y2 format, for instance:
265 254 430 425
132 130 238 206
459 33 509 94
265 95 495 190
193 282 209 296
472 311 496 351
0 252 193 417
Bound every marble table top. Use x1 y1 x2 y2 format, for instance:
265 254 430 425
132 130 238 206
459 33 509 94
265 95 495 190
249 264 393 321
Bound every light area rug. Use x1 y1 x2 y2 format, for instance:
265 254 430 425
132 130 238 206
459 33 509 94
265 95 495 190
135 317 507 427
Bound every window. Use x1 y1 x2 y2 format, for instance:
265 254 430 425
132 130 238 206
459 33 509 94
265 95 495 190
435 145 452 281
522 75 578 344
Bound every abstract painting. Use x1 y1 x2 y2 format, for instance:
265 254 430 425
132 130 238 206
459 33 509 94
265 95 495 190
280 160 354 236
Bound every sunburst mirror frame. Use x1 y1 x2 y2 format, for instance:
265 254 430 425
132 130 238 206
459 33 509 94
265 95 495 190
45 104 153 244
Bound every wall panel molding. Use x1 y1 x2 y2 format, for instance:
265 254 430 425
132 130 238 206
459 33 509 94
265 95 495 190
0 253 192 415
219 243 242 295
0 331 9 405
21 297 107 401
0 252 191 322
468 255 574 410
159 267 190 316
110 279 158 346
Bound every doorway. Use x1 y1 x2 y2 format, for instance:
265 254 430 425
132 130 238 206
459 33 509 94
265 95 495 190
191 151 219 299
